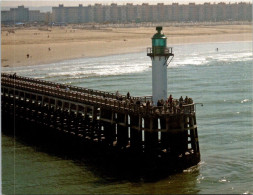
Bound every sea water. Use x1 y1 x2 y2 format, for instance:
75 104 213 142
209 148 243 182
2 41 252 194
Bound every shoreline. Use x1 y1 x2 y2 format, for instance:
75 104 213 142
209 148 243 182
2 39 252 70
1 24 252 68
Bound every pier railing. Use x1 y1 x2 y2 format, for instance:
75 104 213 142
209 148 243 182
1 73 195 116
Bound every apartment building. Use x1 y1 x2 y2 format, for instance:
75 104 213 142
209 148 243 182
126 3 136 22
94 4 103 23
1 5 46 24
29 10 46 22
2 3 252 25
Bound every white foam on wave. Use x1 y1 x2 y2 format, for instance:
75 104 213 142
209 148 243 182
169 41 252 67
2 54 150 79
214 52 252 62
241 99 251 103
219 177 230 183
41 59 150 79
170 50 252 67
172 56 208 66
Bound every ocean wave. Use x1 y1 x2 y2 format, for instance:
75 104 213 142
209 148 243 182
241 99 252 104
8 61 149 79
170 51 252 67
218 177 230 183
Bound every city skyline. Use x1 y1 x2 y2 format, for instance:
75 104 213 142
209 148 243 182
2 2 251 24
2 0 252 7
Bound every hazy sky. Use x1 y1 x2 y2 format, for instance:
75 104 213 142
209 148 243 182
1 0 251 7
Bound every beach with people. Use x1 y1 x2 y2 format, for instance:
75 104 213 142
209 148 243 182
1 23 252 68
1 19 253 194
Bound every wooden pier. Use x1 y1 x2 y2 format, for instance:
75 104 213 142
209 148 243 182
1 73 200 172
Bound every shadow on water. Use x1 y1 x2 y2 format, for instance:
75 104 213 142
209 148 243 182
2 118 199 183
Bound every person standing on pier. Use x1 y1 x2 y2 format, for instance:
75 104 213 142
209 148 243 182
168 94 173 104
179 96 184 107
127 92 130 99
185 96 189 104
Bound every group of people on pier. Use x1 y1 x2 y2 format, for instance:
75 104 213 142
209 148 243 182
5 73 193 114
113 90 193 114
146 95 193 114
9 73 17 79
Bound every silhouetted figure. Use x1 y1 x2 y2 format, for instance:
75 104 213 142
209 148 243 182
13 73 17 79
146 100 150 107
179 96 183 107
116 90 119 100
185 96 189 104
27 54 29 58
168 94 173 105
127 92 130 99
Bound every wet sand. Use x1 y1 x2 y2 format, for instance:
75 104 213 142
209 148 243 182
1 24 252 67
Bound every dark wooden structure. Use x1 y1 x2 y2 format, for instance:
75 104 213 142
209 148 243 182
1 73 200 173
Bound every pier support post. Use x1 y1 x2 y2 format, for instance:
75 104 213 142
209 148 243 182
130 114 142 152
144 117 159 153
117 113 128 148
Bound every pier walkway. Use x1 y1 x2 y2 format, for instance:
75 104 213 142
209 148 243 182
1 73 194 116
1 73 200 167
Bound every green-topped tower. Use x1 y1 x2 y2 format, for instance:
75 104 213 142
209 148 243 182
147 26 174 105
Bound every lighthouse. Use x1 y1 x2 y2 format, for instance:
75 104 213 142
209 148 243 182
147 27 174 105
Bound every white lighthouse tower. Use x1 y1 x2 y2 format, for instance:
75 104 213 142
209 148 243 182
147 27 174 105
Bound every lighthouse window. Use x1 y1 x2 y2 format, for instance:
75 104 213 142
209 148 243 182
153 39 166 47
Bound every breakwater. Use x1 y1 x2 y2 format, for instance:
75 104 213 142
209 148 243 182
1 73 200 173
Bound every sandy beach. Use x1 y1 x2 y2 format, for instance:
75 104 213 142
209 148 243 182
1 24 252 67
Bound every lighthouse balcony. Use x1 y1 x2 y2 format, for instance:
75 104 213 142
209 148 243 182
147 47 174 57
